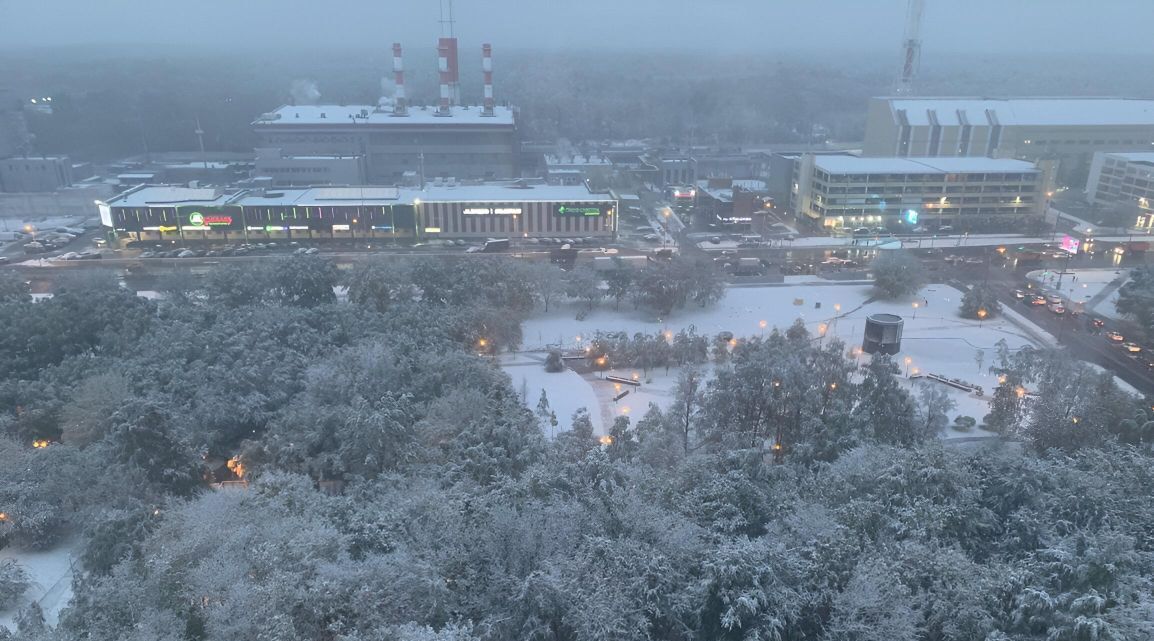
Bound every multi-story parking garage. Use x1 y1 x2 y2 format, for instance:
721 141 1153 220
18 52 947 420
98 183 617 244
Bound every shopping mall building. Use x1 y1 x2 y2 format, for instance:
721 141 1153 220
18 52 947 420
98 183 617 244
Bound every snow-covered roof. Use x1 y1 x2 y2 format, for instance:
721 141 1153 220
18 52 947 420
1101 152 1154 165
108 186 232 208
695 179 769 202
545 154 612 166
227 184 614 208
412 184 614 203
254 104 515 127
814 156 1038 175
881 97 1154 127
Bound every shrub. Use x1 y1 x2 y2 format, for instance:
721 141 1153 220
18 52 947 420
544 350 565 373
954 415 977 431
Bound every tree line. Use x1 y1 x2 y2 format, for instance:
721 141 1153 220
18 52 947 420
0 257 1152 640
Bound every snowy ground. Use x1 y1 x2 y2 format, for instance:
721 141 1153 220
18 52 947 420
0 540 78 632
516 283 1049 439
1026 267 1129 318
501 352 605 437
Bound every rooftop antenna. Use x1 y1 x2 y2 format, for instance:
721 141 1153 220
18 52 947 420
439 0 455 37
194 117 208 170
895 0 925 95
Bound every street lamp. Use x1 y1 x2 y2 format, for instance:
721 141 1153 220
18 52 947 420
977 307 988 327
904 356 913 377
912 301 919 319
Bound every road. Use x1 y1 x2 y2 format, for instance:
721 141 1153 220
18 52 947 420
936 248 1154 395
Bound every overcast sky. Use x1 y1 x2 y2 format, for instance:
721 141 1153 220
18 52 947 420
1 0 1152 55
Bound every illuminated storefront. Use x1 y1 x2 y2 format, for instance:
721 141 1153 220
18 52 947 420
102 184 617 245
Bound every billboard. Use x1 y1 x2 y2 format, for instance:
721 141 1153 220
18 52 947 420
178 206 242 231
1060 235 1081 255
555 204 609 217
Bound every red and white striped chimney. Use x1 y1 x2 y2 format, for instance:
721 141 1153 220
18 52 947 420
482 43 495 117
437 42 452 116
392 43 407 116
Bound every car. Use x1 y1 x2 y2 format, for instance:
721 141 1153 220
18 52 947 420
464 245 484 253
720 250 738 257
1106 331 1125 343
177 249 196 258
1029 295 1047 306
1091 318 1106 329
1123 342 1143 354
1012 289 1027 299
938 225 954 233
1045 294 1063 305
305 247 319 255
963 257 984 265
1048 304 1065 315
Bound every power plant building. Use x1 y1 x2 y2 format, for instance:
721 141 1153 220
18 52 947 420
252 42 517 185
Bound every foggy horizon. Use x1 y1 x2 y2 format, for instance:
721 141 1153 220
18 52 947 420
2 0 1153 55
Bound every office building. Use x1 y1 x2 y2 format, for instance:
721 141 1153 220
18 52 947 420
793 155 1054 229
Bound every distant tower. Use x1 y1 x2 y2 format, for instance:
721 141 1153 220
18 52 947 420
392 43 408 116
482 44 495 117
895 0 925 95
438 0 460 106
436 41 453 116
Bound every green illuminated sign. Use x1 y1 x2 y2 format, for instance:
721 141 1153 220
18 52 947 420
189 212 205 226
556 206 604 217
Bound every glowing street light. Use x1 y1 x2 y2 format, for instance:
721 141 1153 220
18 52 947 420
759 320 768 330
904 356 913 377
977 307 988 327
912 301 920 319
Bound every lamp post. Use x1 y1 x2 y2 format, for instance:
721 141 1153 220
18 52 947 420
904 356 913 377
912 301 919 319
977 307 988 328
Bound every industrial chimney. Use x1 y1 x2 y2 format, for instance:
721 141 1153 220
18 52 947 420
392 43 407 116
437 41 452 116
482 43 495 117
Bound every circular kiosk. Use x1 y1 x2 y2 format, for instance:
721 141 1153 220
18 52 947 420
862 313 904 355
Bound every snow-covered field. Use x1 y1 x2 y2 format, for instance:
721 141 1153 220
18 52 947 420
513 283 1045 439
0 540 77 632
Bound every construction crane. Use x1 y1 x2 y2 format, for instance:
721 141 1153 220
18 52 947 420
895 0 925 95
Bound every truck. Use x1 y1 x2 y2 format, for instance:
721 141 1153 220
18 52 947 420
482 238 510 253
731 257 763 275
